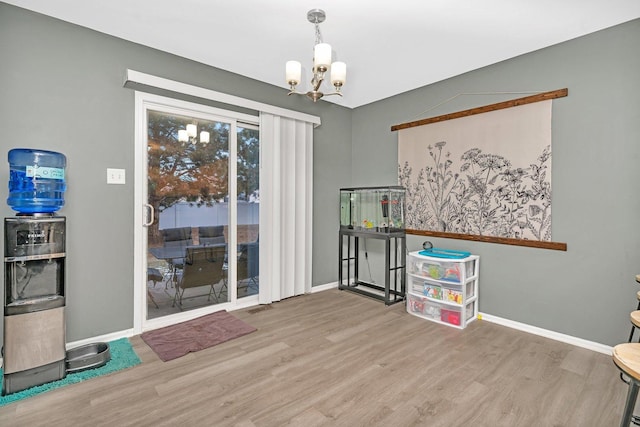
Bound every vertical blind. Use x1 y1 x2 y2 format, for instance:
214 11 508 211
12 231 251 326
259 114 313 303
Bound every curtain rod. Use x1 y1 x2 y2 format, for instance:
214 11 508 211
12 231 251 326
391 88 568 132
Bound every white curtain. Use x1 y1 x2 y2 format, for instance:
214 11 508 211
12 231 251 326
259 113 313 304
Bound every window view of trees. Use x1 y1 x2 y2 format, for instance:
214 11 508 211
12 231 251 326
146 111 259 245
237 126 259 202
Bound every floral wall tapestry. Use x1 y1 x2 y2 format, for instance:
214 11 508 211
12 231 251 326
398 100 552 241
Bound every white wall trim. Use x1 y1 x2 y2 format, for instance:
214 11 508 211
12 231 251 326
65 329 136 350
311 281 339 293
124 70 321 127
479 312 612 355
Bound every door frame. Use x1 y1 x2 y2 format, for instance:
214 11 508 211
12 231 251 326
133 92 260 334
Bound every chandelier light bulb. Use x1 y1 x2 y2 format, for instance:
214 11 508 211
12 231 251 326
186 124 197 138
331 61 346 86
178 129 188 142
286 61 302 85
200 131 210 144
313 43 332 70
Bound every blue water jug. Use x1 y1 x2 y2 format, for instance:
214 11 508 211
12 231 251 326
7 149 67 214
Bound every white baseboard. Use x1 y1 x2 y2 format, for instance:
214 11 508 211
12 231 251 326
479 312 612 355
311 281 338 293
65 329 136 350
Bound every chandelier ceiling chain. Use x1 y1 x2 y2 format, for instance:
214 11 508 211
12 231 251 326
285 9 346 103
313 15 322 45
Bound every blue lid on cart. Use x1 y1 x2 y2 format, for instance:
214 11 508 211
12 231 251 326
418 248 471 259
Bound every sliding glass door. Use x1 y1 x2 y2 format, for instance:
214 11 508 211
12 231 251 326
137 94 259 326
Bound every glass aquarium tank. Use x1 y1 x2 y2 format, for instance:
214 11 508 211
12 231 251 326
340 186 405 233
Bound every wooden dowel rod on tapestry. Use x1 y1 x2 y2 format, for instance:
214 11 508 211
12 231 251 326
391 88 568 132
407 229 568 251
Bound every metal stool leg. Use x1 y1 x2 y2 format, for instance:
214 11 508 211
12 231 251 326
621 378 640 427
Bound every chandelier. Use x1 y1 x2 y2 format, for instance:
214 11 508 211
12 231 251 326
178 124 209 144
285 9 346 102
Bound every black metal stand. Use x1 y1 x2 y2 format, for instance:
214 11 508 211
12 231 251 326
338 229 406 305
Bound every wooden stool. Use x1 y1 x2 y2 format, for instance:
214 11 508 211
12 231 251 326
622 312 640 384
629 310 640 343
628 275 640 342
613 343 640 426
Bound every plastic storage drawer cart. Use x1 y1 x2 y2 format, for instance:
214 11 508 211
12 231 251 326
406 251 479 329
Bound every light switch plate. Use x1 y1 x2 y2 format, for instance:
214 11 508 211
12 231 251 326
107 168 126 184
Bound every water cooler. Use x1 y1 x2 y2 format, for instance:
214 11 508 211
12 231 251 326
3 216 66 394
2 149 67 395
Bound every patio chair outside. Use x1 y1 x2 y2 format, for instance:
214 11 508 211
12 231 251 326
160 227 193 287
237 241 259 294
172 245 226 309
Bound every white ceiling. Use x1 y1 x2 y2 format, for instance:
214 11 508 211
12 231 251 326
5 0 640 108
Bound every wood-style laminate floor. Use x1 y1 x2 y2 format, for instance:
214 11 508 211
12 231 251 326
0 289 630 426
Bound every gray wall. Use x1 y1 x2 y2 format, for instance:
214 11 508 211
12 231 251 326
0 3 351 342
352 19 640 346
